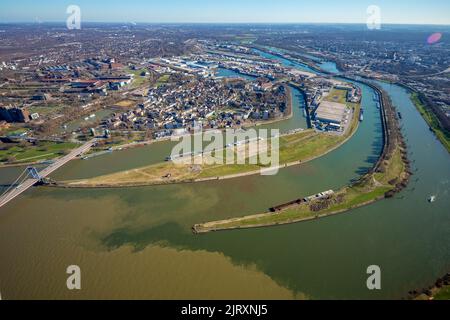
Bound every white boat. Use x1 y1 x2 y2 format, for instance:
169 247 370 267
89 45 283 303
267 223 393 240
428 195 436 203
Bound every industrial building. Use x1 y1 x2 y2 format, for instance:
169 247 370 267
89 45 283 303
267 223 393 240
314 101 347 127
0 105 30 123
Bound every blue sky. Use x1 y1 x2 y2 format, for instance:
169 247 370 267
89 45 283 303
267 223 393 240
1 0 449 24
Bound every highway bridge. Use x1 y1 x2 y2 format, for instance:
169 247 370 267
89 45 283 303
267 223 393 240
0 139 96 209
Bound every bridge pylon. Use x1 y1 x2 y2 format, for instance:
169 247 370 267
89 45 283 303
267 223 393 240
26 167 42 181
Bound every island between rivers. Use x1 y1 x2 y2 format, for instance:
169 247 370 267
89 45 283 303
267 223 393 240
47 49 410 234
56 82 360 188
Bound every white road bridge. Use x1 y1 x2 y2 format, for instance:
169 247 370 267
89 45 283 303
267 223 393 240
0 139 96 209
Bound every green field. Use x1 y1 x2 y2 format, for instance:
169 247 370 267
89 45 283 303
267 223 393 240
126 68 151 88
325 88 348 104
234 35 257 44
156 74 170 87
28 104 65 116
434 286 450 300
0 141 78 164
87 131 148 154
1 128 28 137
411 92 450 153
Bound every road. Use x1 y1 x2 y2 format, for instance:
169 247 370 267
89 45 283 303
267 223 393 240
0 139 96 209
406 66 450 78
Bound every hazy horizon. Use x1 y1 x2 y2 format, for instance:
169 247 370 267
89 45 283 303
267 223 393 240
1 0 450 25
1 21 450 28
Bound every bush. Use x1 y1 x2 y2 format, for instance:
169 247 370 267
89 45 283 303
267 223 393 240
58 149 71 156
6 155 17 164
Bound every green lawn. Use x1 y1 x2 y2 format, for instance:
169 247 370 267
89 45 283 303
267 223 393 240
279 133 338 163
324 88 348 104
197 163 261 179
2 128 28 137
156 74 170 87
434 286 450 300
234 36 257 44
0 142 78 164
28 104 65 116
126 68 151 88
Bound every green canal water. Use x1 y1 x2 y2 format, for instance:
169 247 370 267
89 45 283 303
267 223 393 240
0 53 448 299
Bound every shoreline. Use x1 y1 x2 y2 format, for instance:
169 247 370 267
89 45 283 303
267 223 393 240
353 76 449 154
0 83 294 169
53 83 341 189
54 107 358 189
0 141 86 168
52 128 354 189
193 196 387 234
408 273 450 300
192 81 411 234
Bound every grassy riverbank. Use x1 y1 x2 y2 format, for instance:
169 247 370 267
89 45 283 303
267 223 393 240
0 141 78 165
64 110 358 188
62 126 352 187
411 92 450 153
62 129 313 187
62 89 360 188
411 273 450 300
434 286 450 300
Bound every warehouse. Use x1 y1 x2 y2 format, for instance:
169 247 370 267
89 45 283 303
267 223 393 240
314 101 347 127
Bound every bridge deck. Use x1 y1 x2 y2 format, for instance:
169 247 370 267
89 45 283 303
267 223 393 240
0 140 96 209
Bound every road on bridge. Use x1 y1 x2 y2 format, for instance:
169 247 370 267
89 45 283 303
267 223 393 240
0 139 96 209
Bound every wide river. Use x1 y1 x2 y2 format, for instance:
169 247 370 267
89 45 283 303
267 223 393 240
0 50 449 299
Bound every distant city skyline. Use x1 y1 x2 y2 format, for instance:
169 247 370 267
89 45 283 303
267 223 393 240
1 0 450 25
